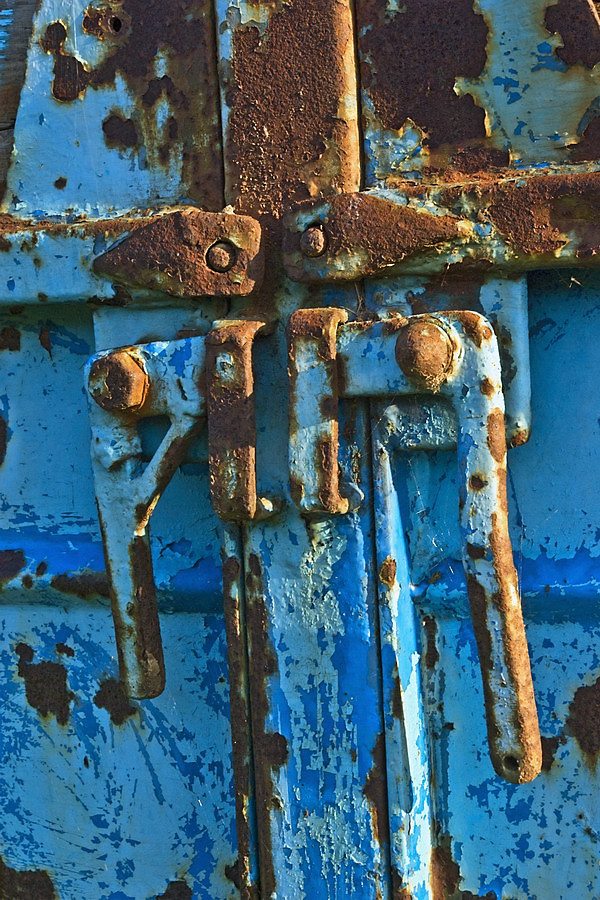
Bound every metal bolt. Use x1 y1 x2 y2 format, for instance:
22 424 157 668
89 349 149 411
395 318 455 391
206 240 237 273
299 225 327 258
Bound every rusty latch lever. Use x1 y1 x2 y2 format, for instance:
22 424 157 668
288 309 542 783
86 321 269 699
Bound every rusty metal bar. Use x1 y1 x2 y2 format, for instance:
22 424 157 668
206 321 267 521
288 311 542 782
283 171 600 281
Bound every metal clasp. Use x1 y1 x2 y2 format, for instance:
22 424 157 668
287 308 542 784
86 321 269 699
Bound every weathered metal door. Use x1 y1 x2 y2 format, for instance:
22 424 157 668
0 0 599 898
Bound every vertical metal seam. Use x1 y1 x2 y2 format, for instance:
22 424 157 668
366 398 394 899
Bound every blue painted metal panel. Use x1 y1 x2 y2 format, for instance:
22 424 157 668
1 0 599 897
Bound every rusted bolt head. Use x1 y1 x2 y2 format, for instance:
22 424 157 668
299 225 327 258
395 318 455 391
206 240 237 273
89 350 148 411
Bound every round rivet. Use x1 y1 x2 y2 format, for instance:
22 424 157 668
89 350 148 411
206 241 237 273
395 318 455 390
300 225 327 258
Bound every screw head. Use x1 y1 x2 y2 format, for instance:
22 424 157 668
206 240 237 273
395 318 455 391
299 225 327 258
89 350 148 411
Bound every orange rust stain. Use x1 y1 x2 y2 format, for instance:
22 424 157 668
379 556 397 588
362 732 390 849
486 409 506 464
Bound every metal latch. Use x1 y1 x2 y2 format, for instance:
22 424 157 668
288 308 541 784
81 205 267 699
86 320 270 699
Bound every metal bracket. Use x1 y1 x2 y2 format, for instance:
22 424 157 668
86 321 269 699
0 206 264 304
283 171 600 280
288 308 542 784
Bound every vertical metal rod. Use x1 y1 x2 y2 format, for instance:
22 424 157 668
221 523 260 898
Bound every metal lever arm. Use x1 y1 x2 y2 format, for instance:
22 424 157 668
87 322 268 699
288 309 542 782
87 338 206 698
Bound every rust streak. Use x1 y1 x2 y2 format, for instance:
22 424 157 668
362 732 391 850
0 549 26 587
378 556 397 588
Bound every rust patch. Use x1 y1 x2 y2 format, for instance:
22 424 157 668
0 549 26 587
0 326 20 351
40 22 91 102
363 732 390 849
460 893 497 899
47 0 222 206
480 377 494 396
379 556 397 588
245 552 287 899
50 569 110 599
15 643 74 726
83 6 125 40
22 574 33 589
55 643 74 657
486 409 506 463
540 734 566 772
93 209 263 298
94 678 137 725
567 677 600 759
485 174 600 257
423 616 440 668
430 836 460 900
544 0 600 69
102 113 138 149
466 542 486 561
155 883 192 900
0 855 57 899
54 177 67 189
452 310 493 348
357 0 488 151
285 193 462 281
469 474 487 491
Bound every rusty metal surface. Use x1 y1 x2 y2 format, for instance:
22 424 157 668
94 209 264 298
1 0 600 895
